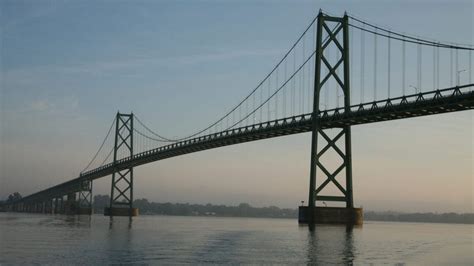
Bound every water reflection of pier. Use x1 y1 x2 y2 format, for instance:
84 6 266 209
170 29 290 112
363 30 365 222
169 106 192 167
302 224 359 264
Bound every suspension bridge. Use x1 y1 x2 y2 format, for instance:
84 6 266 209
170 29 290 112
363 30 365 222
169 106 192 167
4 11 474 224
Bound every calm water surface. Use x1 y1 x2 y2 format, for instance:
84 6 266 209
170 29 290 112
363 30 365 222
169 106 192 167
0 213 472 265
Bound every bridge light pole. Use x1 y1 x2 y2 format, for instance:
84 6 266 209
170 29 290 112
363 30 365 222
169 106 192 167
409 85 419 94
457 69 467 86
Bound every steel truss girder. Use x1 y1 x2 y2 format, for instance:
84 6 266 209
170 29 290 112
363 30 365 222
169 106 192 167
308 12 353 208
109 113 134 212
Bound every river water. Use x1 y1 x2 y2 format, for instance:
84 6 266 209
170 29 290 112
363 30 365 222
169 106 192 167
0 213 472 265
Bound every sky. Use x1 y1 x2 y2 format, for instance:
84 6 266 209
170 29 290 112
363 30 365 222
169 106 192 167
0 0 473 213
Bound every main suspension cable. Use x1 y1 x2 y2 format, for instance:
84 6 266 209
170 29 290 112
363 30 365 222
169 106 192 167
226 50 317 130
142 14 320 142
80 117 116 173
348 14 474 50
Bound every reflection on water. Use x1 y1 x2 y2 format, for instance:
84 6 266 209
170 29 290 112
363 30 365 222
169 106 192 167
108 216 133 230
0 213 472 264
303 224 357 265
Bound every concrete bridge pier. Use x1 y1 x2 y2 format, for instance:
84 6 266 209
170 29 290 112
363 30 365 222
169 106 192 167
53 198 59 214
298 207 363 225
58 196 65 214
64 193 77 215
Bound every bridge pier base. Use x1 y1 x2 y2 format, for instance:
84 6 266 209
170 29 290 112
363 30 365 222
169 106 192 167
298 206 363 225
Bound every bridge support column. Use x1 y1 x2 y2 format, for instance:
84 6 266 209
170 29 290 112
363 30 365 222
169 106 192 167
57 196 63 214
78 180 93 215
54 198 59 214
105 112 138 217
300 11 362 225
45 201 49 213
64 193 77 215
61 196 65 214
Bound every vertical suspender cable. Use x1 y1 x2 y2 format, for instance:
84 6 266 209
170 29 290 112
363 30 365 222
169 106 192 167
402 37 406 95
437 43 440 89
268 75 271 121
302 34 306 113
350 24 354 93
314 22 318 111
450 49 453 86
283 56 287 117
417 44 421 91
275 68 278 119
336 49 340 108
360 26 365 103
292 49 296 115
326 47 330 108
455 49 459 86
374 29 377 101
387 32 391 98
374 29 377 102
239 103 242 127
433 46 436 89
260 76 263 122
300 48 303 114
308 45 316 112
232 106 235 128
309 36 312 112
469 50 472 85
252 86 256 123
419 43 422 92
245 97 248 125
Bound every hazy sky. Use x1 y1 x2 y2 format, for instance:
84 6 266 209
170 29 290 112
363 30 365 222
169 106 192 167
1 0 472 212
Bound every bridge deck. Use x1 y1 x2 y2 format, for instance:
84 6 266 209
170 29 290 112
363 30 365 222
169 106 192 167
15 85 474 204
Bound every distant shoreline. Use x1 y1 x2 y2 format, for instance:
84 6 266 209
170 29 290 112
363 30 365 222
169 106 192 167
3 194 471 224
120 212 474 225
89 195 474 225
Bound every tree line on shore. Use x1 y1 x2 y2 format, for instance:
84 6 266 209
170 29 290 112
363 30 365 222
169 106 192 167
1 193 472 224
93 195 297 218
92 195 474 224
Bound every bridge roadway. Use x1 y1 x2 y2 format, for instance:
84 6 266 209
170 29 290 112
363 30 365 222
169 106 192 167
15 85 474 205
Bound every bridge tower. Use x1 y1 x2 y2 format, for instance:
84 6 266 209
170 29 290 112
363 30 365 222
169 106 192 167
105 112 139 216
299 11 362 225
77 179 93 215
